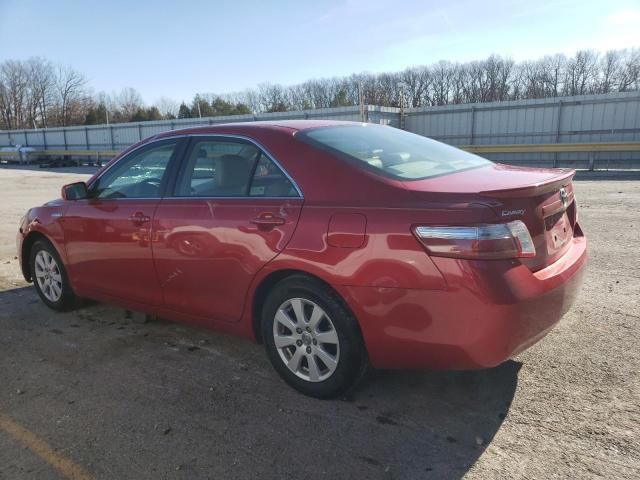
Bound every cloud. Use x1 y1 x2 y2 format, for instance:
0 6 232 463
606 8 640 25
317 0 389 24
589 8 640 51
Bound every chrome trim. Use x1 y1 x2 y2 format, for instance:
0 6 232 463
163 196 303 201
75 196 303 202
90 133 304 199
75 197 163 202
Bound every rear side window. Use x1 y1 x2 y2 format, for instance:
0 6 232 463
175 139 260 197
250 154 298 197
175 138 298 197
301 124 491 180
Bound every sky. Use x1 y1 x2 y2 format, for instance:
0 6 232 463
1 0 639 104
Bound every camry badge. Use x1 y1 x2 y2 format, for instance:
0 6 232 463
501 209 526 217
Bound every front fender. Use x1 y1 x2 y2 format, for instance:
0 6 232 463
19 203 69 281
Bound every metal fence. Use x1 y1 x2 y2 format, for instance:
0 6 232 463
0 105 398 151
405 91 640 169
1 92 639 169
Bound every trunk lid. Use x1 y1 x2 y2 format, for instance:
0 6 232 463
403 163 578 271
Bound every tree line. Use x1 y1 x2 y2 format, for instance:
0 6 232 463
1 48 638 131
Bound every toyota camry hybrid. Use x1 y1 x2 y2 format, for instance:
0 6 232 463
17 121 587 398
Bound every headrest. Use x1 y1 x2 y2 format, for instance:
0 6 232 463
216 154 251 189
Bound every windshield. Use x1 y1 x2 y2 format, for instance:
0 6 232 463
302 124 492 180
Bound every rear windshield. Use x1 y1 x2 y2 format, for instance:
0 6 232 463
301 124 491 180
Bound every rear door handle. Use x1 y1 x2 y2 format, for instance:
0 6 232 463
250 214 286 227
129 212 151 225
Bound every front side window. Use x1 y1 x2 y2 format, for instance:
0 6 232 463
301 124 492 180
92 140 177 199
175 138 297 197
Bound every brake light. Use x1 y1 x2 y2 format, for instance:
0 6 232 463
413 220 536 259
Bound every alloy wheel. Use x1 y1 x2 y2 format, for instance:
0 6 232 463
273 298 340 382
34 250 63 302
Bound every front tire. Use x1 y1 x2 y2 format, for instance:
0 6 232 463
261 275 367 399
29 239 76 311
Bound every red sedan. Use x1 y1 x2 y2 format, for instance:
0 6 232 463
17 121 587 398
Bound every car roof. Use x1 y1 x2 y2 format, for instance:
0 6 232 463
155 119 361 138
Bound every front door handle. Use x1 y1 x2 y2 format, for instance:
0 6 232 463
129 212 151 225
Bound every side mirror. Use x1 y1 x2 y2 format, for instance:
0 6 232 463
61 182 89 201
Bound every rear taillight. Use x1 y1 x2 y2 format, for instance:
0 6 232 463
413 220 536 260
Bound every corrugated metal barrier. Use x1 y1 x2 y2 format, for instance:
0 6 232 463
1 92 639 170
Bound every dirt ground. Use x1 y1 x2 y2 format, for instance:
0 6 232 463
0 166 638 480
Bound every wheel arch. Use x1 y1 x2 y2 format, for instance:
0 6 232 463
251 268 363 344
21 231 58 282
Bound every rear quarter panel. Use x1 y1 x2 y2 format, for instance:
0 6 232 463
265 196 502 291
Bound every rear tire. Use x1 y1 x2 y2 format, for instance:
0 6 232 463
261 275 368 399
29 239 77 311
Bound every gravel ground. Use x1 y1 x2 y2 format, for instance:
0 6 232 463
0 166 638 480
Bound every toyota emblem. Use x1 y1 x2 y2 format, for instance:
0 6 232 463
559 187 568 207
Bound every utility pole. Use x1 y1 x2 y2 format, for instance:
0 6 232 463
358 81 364 123
397 82 407 129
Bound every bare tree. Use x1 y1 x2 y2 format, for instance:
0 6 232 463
286 83 312 110
154 96 179 118
400 66 431 107
55 65 88 126
95 91 119 122
564 50 599 96
431 61 456 105
374 72 401 106
258 83 289 112
516 60 544 99
0 60 29 129
598 50 622 93
486 55 514 101
2 47 640 130
304 79 333 109
539 54 566 97
28 57 55 128
617 48 640 91
233 89 261 113
117 87 144 120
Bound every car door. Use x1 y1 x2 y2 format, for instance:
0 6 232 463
152 136 303 322
63 138 185 306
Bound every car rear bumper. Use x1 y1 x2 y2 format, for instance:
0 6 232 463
339 226 588 370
